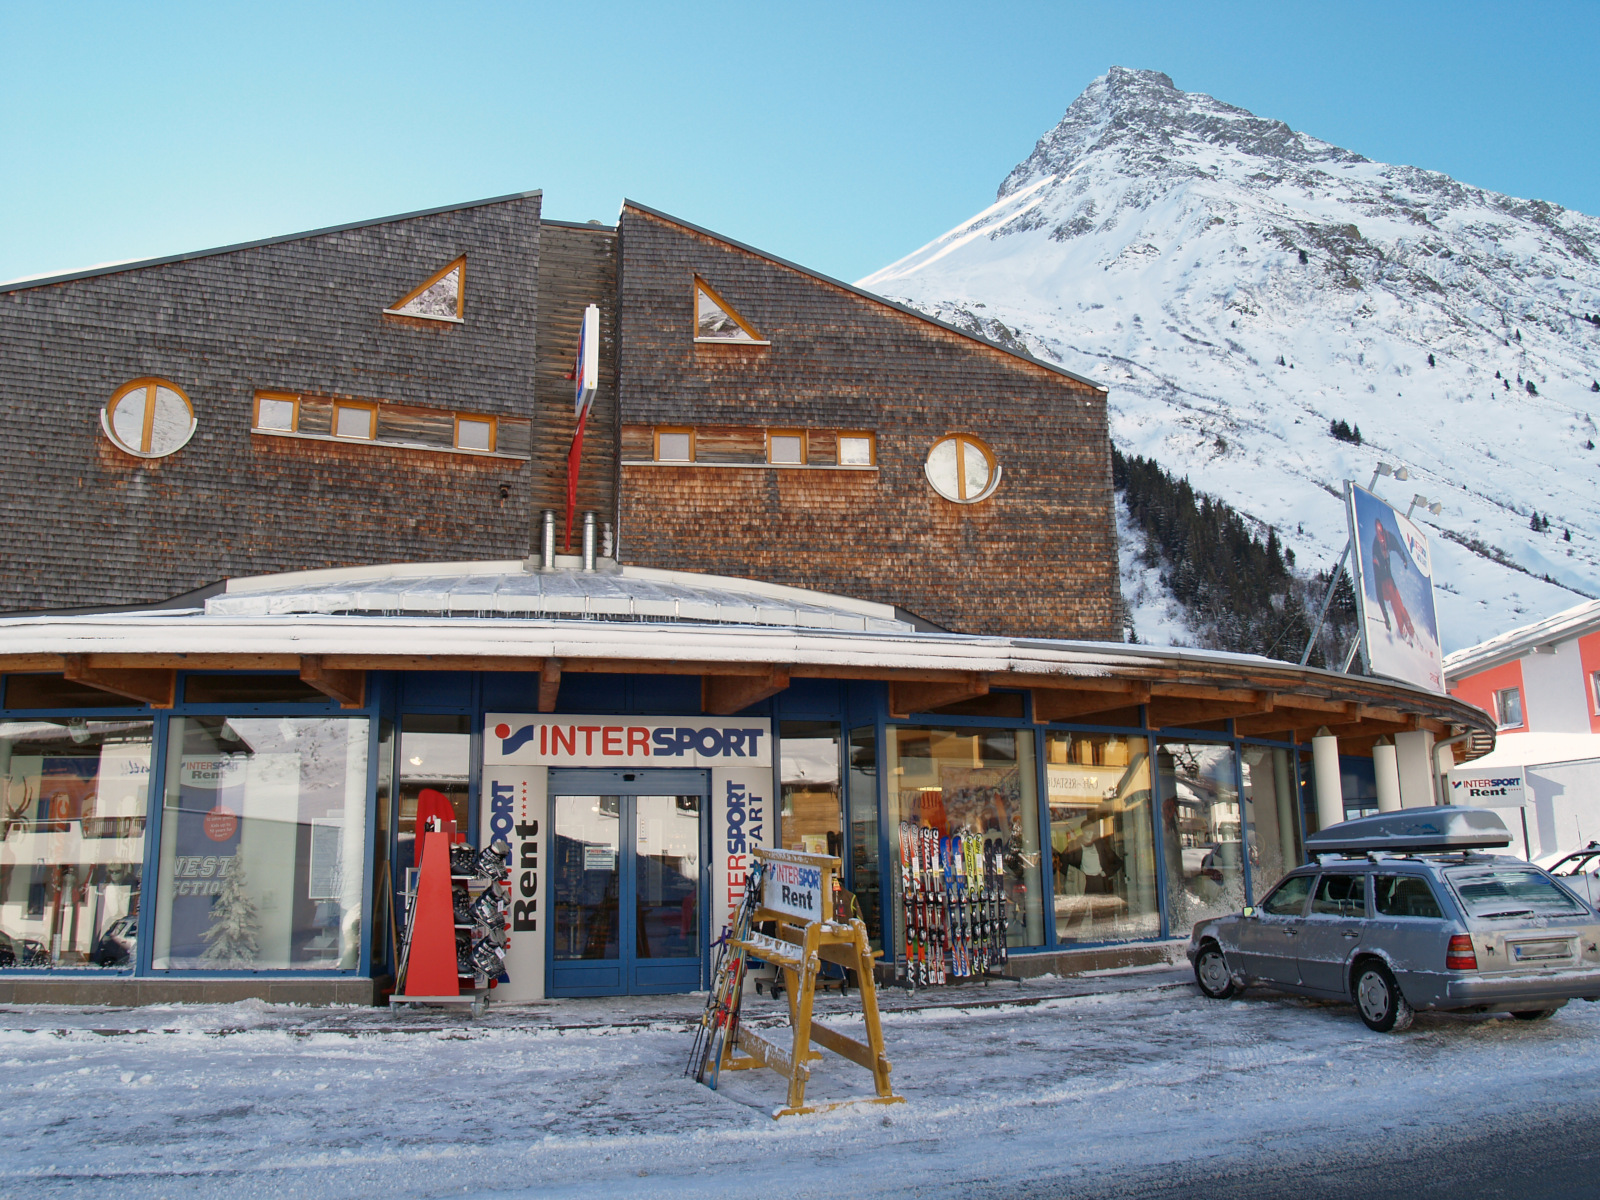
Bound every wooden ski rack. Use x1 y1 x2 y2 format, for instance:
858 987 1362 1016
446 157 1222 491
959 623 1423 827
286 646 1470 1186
719 847 903 1119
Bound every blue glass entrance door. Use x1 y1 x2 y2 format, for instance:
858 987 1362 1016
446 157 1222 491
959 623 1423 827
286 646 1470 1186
549 770 707 997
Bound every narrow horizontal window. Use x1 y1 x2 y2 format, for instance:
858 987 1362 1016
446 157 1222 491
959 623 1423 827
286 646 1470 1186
655 429 694 462
254 392 299 432
768 430 805 465
455 415 496 452
333 402 377 440
838 433 875 466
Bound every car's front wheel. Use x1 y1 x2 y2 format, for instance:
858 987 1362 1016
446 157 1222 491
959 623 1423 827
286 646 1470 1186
1353 960 1414 1033
1194 942 1237 999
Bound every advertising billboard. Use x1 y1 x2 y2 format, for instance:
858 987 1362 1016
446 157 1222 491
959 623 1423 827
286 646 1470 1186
1345 482 1444 692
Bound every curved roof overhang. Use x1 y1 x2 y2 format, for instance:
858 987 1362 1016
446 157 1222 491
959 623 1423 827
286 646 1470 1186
0 609 1496 761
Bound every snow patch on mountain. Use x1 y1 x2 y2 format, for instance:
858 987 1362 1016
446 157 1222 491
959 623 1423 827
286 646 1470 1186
1117 496 1196 648
862 67 1600 653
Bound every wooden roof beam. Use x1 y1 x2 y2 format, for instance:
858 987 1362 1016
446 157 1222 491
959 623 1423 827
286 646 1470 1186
61 654 175 709
889 674 989 719
540 658 562 714
1147 692 1275 730
704 666 791 716
1032 683 1151 723
299 656 365 709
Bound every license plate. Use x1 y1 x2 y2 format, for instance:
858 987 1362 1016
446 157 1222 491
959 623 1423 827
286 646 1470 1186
1511 939 1572 962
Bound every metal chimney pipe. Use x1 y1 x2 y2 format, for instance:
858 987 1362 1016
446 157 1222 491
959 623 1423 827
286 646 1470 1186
540 510 556 570
581 511 597 572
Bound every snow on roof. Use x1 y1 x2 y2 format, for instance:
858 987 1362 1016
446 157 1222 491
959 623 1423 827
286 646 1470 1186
1443 597 1600 679
206 561 911 633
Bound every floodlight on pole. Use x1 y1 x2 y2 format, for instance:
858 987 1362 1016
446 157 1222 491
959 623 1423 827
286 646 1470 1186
1299 462 1407 667
1404 494 1443 520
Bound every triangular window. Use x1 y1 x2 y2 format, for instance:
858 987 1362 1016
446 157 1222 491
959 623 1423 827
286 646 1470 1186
694 276 767 344
385 257 466 322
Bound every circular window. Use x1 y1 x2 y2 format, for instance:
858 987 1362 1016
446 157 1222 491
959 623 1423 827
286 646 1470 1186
101 378 196 458
924 434 1000 503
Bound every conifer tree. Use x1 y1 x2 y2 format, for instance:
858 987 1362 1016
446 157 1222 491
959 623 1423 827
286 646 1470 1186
201 855 260 967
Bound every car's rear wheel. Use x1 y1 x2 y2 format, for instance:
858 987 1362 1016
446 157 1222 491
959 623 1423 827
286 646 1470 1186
1510 1008 1557 1021
1194 942 1236 999
1353 960 1413 1033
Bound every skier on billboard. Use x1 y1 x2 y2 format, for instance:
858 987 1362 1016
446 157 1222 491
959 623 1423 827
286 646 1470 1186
1369 518 1417 645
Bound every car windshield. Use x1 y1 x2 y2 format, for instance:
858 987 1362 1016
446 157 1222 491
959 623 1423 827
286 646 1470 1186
1551 852 1600 878
1446 867 1587 919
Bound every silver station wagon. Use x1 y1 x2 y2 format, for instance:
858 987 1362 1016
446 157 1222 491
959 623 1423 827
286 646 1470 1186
1187 807 1600 1032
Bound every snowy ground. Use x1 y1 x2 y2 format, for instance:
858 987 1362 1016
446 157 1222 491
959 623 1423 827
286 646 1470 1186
5 967 1600 1199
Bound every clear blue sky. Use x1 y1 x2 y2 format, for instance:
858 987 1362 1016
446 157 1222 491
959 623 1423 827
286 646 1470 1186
3 1 1597 286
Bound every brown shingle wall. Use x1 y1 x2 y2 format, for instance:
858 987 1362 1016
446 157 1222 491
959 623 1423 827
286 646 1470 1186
0 195 543 610
614 207 1120 640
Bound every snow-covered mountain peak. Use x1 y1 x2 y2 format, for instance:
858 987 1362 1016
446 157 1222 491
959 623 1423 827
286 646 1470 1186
863 70 1600 654
1000 66 1361 200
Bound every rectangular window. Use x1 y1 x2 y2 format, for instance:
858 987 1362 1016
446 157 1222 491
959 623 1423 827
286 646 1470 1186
768 430 806 465
838 433 876 466
1494 687 1524 729
4 674 140 709
1241 745 1301 899
847 726 882 950
333 402 377 440
0 719 154 969
396 714 472 872
454 415 496 453
888 726 1044 950
183 675 326 706
1591 670 1600 716
1311 872 1365 917
253 392 300 432
780 721 842 858
151 716 369 971
655 428 694 462
1158 741 1244 928
1373 874 1443 919
1046 732 1159 943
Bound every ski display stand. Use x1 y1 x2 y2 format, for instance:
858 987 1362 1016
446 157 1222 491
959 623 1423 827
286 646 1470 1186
392 790 509 1018
715 848 902 1119
895 820 1014 991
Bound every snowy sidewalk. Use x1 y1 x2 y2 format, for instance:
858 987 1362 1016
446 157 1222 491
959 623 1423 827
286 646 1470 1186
5 968 1600 1199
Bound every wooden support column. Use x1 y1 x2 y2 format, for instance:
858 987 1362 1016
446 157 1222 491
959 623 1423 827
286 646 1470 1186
887 673 989 719
299 656 366 709
1032 682 1151 723
704 666 791 716
61 654 176 708
539 658 562 714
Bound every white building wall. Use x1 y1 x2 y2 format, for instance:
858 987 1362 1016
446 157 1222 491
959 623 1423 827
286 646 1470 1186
1519 640 1591 733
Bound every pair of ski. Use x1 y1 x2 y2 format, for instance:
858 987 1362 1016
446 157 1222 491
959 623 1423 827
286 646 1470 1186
898 822 947 987
687 858 767 1089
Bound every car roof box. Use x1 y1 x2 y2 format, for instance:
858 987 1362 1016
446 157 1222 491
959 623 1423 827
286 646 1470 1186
1304 806 1512 855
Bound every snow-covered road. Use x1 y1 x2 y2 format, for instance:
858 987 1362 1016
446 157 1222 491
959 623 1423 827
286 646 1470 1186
4 975 1599 1198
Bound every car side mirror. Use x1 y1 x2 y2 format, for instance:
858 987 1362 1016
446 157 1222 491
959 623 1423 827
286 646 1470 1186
1242 906 1257 918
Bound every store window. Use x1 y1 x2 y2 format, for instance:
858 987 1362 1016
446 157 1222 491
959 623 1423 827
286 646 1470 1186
1494 687 1524 729
924 434 1000 503
693 276 767 344
780 722 842 857
0 719 153 969
151 716 369 970
1158 742 1244 929
102 378 196 459
1241 745 1301 897
847 726 882 948
838 434 876 467
396 714 472 870
385 257 466 323
333 402 377 440
455 415 496 453
768 430 806 466
888 726 1044 948
1045 732 1159 943
655 429 694 462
